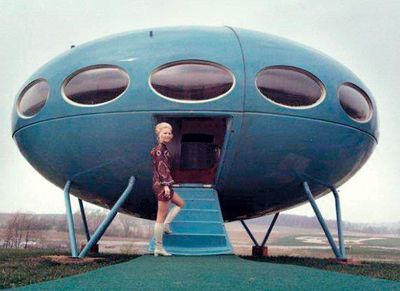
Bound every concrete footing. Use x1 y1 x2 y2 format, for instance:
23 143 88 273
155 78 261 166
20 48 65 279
81 243 99 254
252 246 269 257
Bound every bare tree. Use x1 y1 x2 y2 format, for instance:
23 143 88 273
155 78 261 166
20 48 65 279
2 212 41 249
23 214 33 248
3 213 18 248
86 209 107 231
119 214 132 237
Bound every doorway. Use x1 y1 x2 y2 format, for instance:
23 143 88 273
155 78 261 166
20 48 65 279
154 117 227 184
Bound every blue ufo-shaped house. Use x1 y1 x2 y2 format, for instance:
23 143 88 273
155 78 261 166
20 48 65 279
12 26 378 258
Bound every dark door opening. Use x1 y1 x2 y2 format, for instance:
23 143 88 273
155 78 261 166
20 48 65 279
154 117 227 184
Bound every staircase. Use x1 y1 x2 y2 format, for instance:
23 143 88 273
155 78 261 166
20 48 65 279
149 185 233 255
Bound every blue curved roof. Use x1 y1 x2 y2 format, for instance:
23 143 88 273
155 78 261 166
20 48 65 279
12 26 378 140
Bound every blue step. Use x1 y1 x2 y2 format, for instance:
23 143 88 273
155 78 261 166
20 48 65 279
178 199 218 210
163 246 232 255
174 188 215 199
174 209 221 221
149 186 233 255
170 221 225 234
164 233 227 247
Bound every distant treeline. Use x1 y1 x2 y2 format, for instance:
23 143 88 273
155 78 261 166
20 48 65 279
247 214 400 235
0 211 398 243
0 210 153 249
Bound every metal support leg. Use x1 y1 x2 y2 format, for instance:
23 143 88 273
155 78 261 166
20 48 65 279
78 176 135 258
240 212 280 247
332 187 346 258
64 180 78 257
78 199 91 241
303 181 344 259
261 213 279 247
240 220 259 246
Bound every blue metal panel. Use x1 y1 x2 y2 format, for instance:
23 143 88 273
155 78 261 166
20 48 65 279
232 27 378 140
218 112 376 220
13 108 376 221
13 111 243 219
12 27 245 134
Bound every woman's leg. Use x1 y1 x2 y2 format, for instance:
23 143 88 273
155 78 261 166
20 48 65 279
156 200 169 223
171 191 185 208
154 200 171 256
164 192 185 233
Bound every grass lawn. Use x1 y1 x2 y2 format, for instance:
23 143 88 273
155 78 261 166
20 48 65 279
0 249 138 289
1 249 399 289
242 255 400 282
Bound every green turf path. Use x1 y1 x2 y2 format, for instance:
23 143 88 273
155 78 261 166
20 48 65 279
17 255 400 290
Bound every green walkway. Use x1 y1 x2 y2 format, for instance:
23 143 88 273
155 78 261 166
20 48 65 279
18 255 399 290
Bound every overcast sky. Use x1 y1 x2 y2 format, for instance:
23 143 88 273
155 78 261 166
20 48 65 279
0 0 399 223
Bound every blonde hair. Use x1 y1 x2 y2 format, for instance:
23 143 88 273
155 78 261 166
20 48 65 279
155 122 173 141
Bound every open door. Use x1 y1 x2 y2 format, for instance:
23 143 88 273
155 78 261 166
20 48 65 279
154 117 227 184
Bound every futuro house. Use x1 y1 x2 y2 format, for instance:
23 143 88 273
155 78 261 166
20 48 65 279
12 26 378 258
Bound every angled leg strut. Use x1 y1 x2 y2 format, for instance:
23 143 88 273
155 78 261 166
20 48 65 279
64 180 78 257
240 220 259 247
78 198 91 241
331 187 346 258
303 181 346 259
78 176 135 258
240 212 280 253
261 213 279 247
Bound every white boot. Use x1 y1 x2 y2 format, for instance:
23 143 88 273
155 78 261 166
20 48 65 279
163 224 172 234
164 206 182 234
154 222 171 256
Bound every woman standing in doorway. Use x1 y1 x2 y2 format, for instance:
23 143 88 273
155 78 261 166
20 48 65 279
150 122 185 256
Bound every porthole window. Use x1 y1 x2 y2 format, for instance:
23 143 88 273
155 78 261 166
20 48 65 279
150 60 235 102
338 83 373 122
256 66 325 108
63 65 129 106
17 79 49 117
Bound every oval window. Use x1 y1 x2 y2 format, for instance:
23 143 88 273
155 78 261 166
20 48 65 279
150 60 235 102
338 83 372 122
17 79 49 117
63 65 129 105
256 66 325 108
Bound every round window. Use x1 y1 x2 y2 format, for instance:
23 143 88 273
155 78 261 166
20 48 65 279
256 66 325 108
17 79 49 117
338 83 373 122
150 60 235 102
63 65 129 105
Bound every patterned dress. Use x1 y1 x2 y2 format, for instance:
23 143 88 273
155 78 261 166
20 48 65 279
150 143 175 201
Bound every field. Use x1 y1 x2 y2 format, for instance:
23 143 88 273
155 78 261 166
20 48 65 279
226 223 400 263
0 223 399 288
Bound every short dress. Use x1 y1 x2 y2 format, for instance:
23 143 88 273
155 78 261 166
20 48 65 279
150 143 175 201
